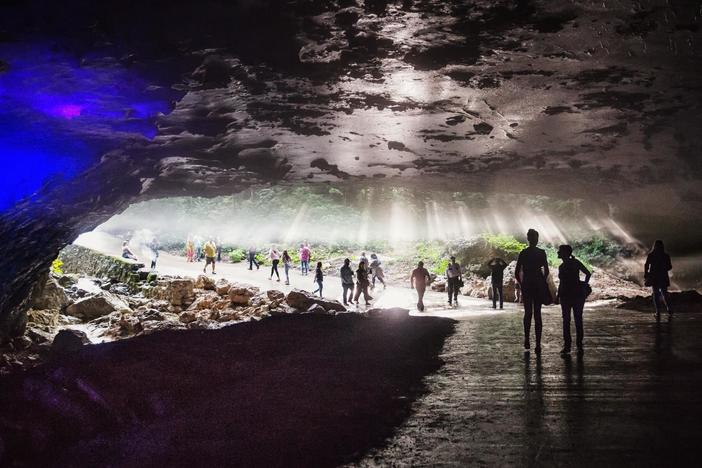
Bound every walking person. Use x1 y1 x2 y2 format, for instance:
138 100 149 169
359 251 368 267
353 260 372 306
555 245 591 356
282 250 292 285
299 243 310 276
644 240 673 317
269 246 281 281
216 237 223 263
369 253 386 289
312 262 324 297
411 261 431 312
203 238 217 275
186 237 194 263
340 258 355 305
248 245 260 270
194 236 203 262
445 256 462 307
515 229 550 354
488 257 508 309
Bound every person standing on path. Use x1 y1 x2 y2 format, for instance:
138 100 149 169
515 229 550 354
248 245 260 270
148 238 160 270
282 250 292 285
186 237 194 263
340 258 355 305
369 253 386 289
411 261 431 312
487 257 508 309
353 260 372 305
269 246 281 281
312 261 324 297
299 243 310 276
445 256 462 307
203 239 217 275
644 240 673 317
555 245 591 356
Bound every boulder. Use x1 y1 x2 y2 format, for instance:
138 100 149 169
145 278 195 307
431 279 446 292
617 290 702 312
51 329 90 356
25 327 54 344
195 274 216 290
26 309 59 330
266 290 285 302
187 292 220 311
307 304 327 315
215 279 231 296
30 274 71 311
285 289 346 312
65 291 131 321
179 311 197 324
229 285 259 306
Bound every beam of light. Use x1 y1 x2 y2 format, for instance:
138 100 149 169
603 217 637 244
283 203 309 244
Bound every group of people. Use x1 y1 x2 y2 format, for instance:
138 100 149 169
185 236 223 266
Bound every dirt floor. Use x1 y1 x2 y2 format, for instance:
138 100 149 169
0 313 454 467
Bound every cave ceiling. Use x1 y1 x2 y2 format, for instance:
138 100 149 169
1 0 702 239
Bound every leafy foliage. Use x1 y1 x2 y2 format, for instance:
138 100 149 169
51 258 63 275
481 233 527 255
228 248 246 263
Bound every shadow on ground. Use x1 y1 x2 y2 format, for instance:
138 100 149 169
0 313 455 467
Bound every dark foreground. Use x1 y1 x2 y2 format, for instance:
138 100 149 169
0 312 454 467
356 308 702 467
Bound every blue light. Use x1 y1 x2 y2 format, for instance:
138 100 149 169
0 43 176 211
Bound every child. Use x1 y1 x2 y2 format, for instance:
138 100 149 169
312 261 324 297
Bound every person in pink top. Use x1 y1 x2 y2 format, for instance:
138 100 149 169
299 242 311 276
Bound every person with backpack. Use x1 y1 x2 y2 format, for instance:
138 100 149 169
445 256 462 307
555 245 591 356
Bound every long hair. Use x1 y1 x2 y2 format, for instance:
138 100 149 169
649 240 665 255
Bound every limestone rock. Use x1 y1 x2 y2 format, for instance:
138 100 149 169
285 289 346 312
215 279 231 296
195 274 216 290
266 290 285 302
145 278 195 307
229 285 259 306
30 275 71 311
65 291 131 321
187 292 220 311
307 304 327 315
179 311 197 324
58 244 144 283
51 329 90 356
27 309 59 330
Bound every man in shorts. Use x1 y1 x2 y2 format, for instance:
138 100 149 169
203 239 217 275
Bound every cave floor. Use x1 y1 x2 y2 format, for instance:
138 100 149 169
354 308 702 467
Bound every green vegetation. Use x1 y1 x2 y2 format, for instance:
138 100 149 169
481 233 527 255
228 248 246 263
51 258 63 275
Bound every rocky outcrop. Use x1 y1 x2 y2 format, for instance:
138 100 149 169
617 290 702 313
65 291 131 321
229 285 259 306
286 289 346 313
195 275 216 290
51 329 90 356
58 244 144 284
29 274 71 311
143 278 195 309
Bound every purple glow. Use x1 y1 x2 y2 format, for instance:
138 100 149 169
50 104 83 119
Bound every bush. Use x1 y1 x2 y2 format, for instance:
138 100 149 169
431 258 450 275
228 248 246 263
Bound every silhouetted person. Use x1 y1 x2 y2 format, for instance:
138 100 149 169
148 239 159 270
411 261 431 312
445 256 462 307
370 253 386 289
340 258 355 305
354 260 372 305
488 257 508 309
645 240 673 316
556 245 591 356
312 261 324 297
216 237 223 262
515 229 549 354
248 245 259 270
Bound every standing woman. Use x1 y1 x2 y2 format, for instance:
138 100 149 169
312 261 324 297
556 245 591 356
515 229 550 354
186 237 194 263
645 240 673 316
282 250 292 285
353 260 372 306
269 245 281 282
369 253 386 289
